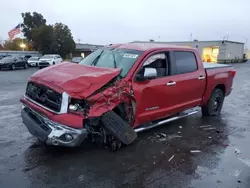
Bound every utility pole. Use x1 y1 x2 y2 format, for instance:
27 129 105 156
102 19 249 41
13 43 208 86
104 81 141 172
190 33 192 42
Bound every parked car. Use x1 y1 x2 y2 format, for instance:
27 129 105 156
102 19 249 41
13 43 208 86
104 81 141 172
38 54 62 69
0 55 11 60
71 57 83 63
20 43 236 151
0 56 28 70
27 57 40 67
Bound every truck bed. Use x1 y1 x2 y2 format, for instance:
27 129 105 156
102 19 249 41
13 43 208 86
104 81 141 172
201 62 234 106
203 62 232 69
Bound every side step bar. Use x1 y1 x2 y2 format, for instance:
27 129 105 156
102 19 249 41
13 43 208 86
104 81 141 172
134 109 198 133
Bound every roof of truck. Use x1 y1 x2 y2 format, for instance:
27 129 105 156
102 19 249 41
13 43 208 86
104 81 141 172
109 42 193 51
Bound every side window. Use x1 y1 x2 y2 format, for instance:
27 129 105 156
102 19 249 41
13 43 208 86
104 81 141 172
141 53 168 78
174 51 197 74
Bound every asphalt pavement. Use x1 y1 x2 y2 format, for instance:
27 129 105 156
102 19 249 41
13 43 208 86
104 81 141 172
0 63 250 188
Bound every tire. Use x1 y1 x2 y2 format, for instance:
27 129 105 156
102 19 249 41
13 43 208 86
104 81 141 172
101 111 137 145
202 88 224 116
24 63 28 69
53 62 55 65
11 64 16 70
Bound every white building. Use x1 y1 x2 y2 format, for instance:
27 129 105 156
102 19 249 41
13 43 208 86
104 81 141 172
133 40 245 63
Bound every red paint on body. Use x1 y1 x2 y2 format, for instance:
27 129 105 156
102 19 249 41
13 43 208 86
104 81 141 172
21 43 235 129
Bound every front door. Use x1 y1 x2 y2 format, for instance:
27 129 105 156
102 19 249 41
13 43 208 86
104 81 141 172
132 52 180 126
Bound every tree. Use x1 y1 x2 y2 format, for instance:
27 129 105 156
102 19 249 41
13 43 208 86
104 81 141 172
53 23 76 58
21 12 46 41
3 38 33 51
21 12 75 58
32 25 55 54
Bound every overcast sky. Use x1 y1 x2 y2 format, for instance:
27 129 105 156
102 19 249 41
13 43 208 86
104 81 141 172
0 0 249 47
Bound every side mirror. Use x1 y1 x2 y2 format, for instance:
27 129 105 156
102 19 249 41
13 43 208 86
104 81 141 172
136 67 157 81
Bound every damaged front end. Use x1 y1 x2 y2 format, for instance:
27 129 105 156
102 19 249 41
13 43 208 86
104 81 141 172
21 74 137 149
67 76 138 150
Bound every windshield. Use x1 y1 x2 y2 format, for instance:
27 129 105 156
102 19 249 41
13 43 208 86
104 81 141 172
29 57 39 60
79 48 142 77
41 55 54 59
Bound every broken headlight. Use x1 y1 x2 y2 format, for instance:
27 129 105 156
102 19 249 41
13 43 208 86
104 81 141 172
68 99 90 116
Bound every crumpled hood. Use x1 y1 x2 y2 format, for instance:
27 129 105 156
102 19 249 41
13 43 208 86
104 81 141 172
30 62 121 98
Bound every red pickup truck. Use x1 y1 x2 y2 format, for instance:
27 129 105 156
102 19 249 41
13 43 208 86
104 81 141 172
20 43 236 150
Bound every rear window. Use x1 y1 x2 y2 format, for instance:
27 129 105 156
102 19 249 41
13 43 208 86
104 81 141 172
174 51 197 74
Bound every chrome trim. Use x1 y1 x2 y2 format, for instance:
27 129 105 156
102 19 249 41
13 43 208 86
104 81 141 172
134 110 198 133
24 92 69 114
166 81 176 86
25 94 59 114
22 105 87 147
198 76 205 80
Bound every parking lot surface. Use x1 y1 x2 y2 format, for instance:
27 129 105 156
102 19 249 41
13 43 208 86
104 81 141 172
0 63 250 188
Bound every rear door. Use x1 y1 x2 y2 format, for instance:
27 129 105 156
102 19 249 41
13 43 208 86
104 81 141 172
15 57 23 67
167 51 206 112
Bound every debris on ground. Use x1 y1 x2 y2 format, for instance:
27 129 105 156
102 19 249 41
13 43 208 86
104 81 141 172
179 126 183 129
230 169 241 177
217 180 221 183
168 155 175 162
178 131 181 134
169 135 182 138
161 151 164 154
204 127 216 131
160 133 167 137
238 158 250 167
78 175 84 182
216 130 224 133
238 180 241 183
208 136 212 139
190 150 201 153
153 162 156 165
200 125 212 128
159 138 167 142
235 148 241 154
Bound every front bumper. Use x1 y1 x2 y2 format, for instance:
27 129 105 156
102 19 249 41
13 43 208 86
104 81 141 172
38 62 51 67
28 62 38 66
21 105 88 147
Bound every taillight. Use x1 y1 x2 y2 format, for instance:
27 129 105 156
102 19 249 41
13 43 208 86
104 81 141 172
230 70 236 77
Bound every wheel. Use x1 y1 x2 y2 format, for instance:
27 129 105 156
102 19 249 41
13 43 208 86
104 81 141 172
11 64 16 70
101 111 137 145
202 88 224 116
53 62 55 65
24 63 28 69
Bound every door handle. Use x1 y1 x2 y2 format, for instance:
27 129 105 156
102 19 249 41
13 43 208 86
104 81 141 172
166 81 176 86
198 76 205 80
